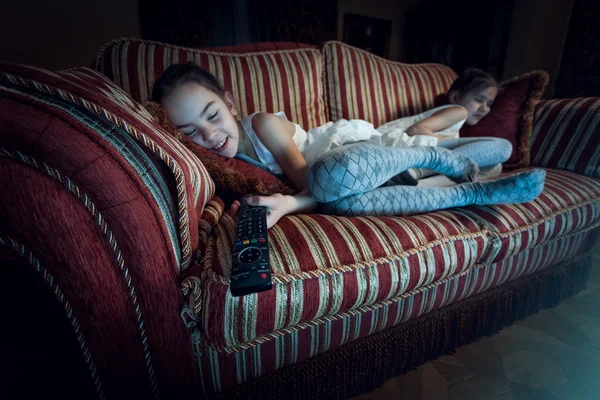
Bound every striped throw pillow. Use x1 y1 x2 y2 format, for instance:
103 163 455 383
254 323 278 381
94 38 327 130
322 41 457 127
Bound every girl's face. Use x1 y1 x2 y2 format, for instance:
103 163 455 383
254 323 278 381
450 86 498 126
162 82 240 158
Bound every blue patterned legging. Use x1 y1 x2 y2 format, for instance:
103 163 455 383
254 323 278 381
410 137 512 180
306 142 545 216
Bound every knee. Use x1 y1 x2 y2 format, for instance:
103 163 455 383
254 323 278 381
495 138 513 162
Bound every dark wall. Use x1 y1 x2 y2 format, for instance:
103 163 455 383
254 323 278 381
139 0 338 48
1 0 140 71
555 0 600 97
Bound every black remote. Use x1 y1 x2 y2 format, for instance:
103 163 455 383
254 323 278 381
230 195 272 297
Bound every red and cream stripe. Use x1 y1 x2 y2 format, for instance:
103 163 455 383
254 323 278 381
196 228 593 394
94 38 328 130
189 169 600 350
322 41 457 127
531 98 600 178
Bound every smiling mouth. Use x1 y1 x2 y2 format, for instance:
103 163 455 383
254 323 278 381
212 138 228 152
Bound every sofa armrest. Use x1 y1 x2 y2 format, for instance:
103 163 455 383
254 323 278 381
530 98 600 178
0 108 203 399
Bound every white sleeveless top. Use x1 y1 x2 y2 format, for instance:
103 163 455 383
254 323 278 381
238 105 467 174
375 104 466 147
239 112 308 175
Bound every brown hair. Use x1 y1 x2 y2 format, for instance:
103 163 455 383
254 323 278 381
448 68 498 96
151 62 226 103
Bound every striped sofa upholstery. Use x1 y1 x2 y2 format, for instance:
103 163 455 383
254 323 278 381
322 41 457 127
94 38 327 130
185 169 600 393
531 98 600 178
3 39 599 399
0 62 213 399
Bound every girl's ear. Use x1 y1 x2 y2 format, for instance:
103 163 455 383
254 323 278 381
224 91 238 116
448 90 460 104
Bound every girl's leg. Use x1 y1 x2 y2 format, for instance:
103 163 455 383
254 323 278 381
306 142 479 203
438 137 512 168
411 137 512 180
320 169 546 217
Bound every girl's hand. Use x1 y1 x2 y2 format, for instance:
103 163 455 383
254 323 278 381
230 194 290 229
246 193 289 229
230 192 317 229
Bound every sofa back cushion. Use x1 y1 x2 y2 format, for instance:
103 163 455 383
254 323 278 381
531 97 600 178
94 38 327 130
322 41 457 127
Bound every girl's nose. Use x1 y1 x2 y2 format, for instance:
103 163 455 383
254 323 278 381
201 127 218 141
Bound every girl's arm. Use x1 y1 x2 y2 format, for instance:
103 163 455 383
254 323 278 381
252 113 309 192
240 113 318 228
406 106 467 139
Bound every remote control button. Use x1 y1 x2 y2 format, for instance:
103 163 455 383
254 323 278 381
243 240 249 245
260 272 268 279
235 241 242 246
251 239 257 243
238 247 262 264
259 238 265 242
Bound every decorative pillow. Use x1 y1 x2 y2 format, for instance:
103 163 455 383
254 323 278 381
322 41 458 127
459 70 549 169
94 38 327 130
143 102 294 205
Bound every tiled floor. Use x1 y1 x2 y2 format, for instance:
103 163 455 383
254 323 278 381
353 245 600 400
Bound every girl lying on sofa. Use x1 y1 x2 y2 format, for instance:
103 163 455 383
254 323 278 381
151 63 545 228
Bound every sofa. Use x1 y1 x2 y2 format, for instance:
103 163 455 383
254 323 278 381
1 39 599 399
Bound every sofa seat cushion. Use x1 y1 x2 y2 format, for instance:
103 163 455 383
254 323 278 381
457 169 600 263
191 207 491 349
188 168 600 351
94 38 327 130
195 228 594 394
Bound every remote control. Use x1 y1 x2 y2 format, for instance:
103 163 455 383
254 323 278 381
230 195 272 297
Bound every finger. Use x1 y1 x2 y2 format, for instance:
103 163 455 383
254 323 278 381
247 195 279 209
229 201 240 217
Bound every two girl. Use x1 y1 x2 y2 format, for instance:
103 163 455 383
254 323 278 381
152 63 545 228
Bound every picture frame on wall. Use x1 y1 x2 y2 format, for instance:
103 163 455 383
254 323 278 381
343 13 392 58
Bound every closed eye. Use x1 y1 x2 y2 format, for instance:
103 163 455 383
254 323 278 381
208 111 219 121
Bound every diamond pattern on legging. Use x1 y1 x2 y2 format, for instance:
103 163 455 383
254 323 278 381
408 137 513 181
307 143 479 202
320 169 546 217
